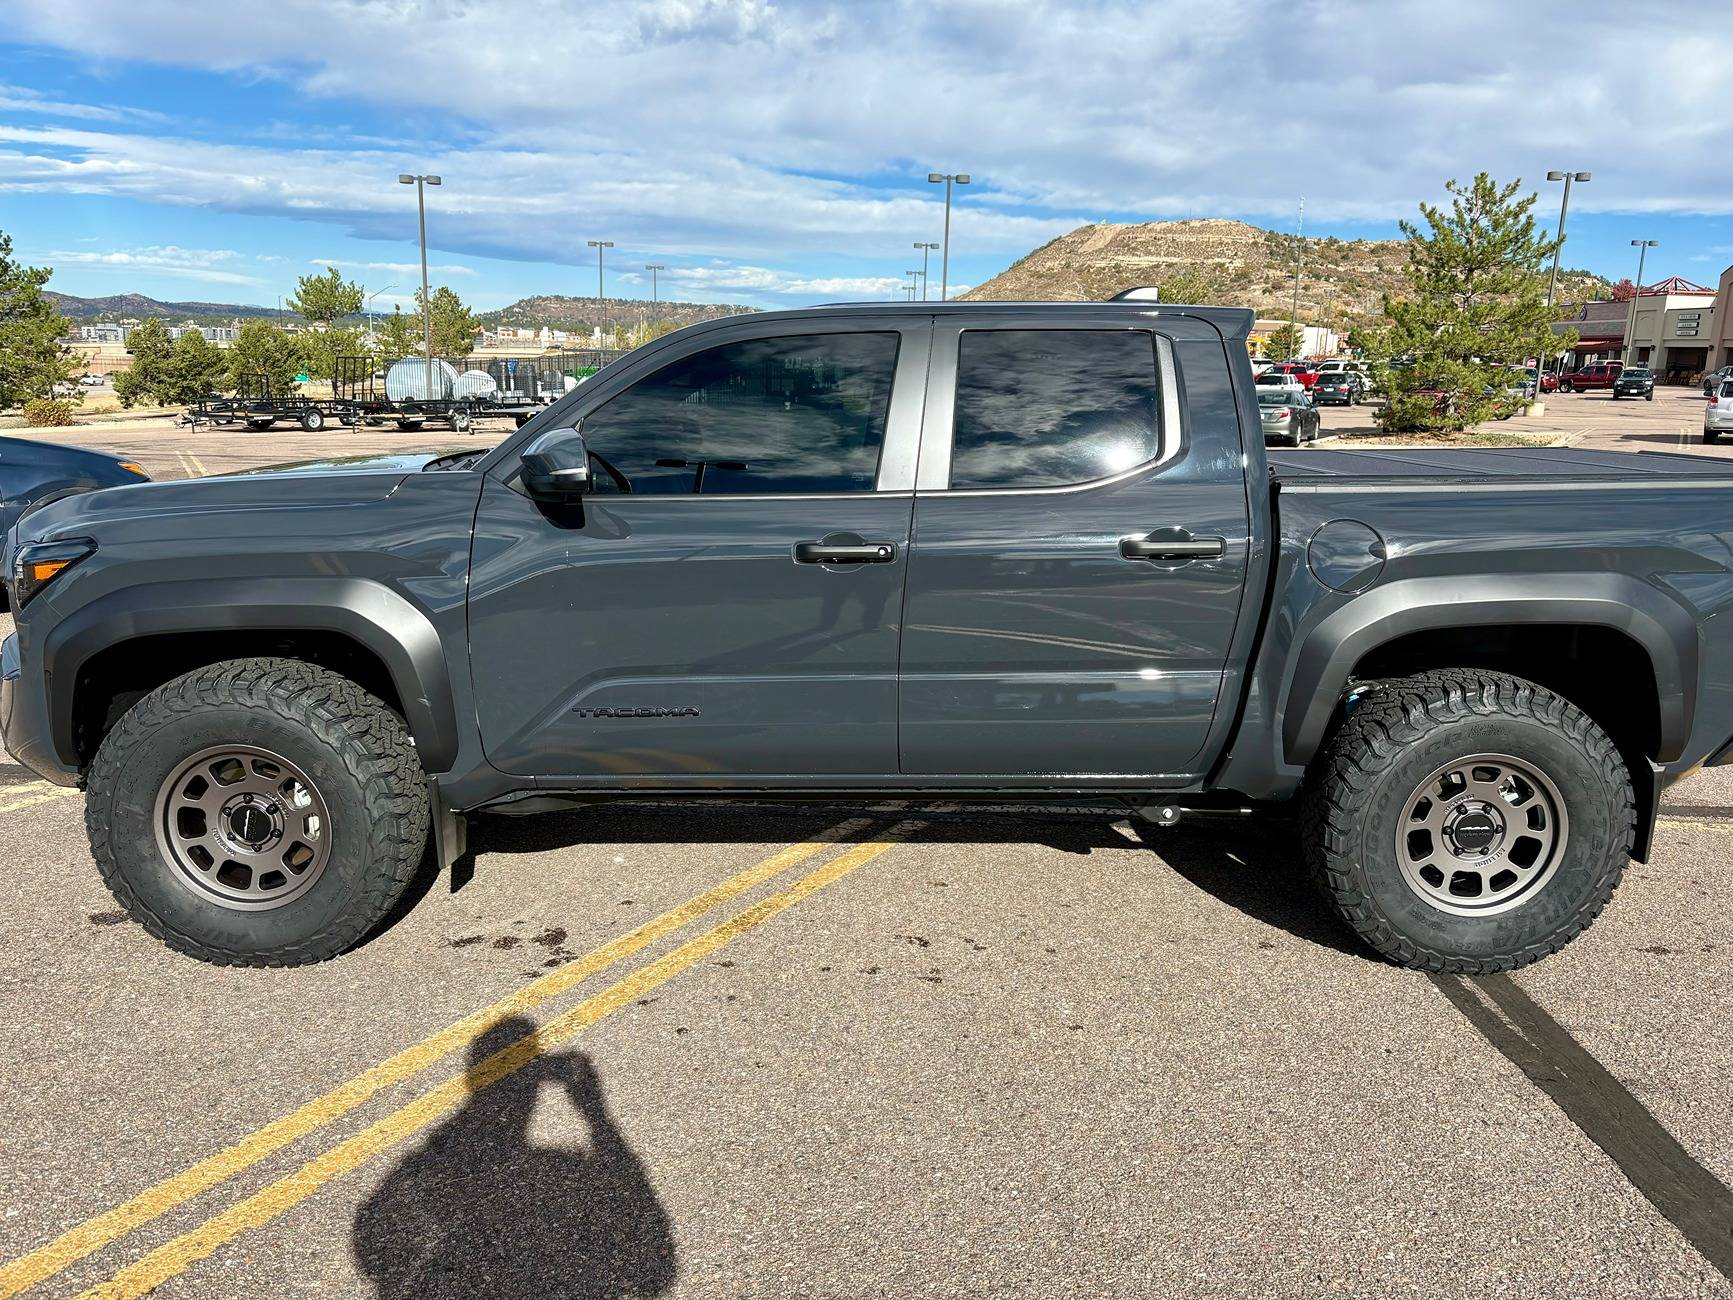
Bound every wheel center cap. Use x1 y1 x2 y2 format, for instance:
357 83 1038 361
226 801 277 849
1444 801 1503 856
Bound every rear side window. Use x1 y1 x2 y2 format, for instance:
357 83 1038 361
580 332 900 495
949 330 1164 489
1721 380 1733 398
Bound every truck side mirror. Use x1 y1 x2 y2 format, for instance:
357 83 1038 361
520 427 592 499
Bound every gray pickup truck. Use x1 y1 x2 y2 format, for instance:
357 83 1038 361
6 298 1733 972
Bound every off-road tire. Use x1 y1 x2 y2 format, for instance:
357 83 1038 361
1300 668 1633 973
86 658 430 967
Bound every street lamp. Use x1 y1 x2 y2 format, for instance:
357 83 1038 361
587 239 614 348
645 263 666 309
913 241 939 301
906 270 921 301
364 284 397 344
926 172 970 301
398 173 441 397
1539 171 1590 381
1626 238 1658 366
1288 196 1304 360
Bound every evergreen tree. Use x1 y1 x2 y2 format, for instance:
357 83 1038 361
416 285 479 356
300 324 371 384
113 319 174 408
1361 173 1576 432
375 307 419 365
165 330 229 403
0 228 81 407
288 266 364 324
226 320 303 395
1263 323 1303 360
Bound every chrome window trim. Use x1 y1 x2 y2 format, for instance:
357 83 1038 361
915 325 1184 496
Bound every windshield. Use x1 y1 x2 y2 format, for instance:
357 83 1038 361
1622 369 1651 379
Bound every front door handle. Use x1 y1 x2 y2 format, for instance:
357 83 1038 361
794 540 897 564
1120 534 1226 562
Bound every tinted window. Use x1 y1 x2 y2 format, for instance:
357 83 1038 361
579 332 899 494
949 330 1164 489
1258 391 1295 405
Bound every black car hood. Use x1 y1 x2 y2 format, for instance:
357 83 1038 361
224 448 472 478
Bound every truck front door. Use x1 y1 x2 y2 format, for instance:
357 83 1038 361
898 321 1251 780
468 320 928 781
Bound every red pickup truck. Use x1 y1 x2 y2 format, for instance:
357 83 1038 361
1559 362 1623 392
1262 361 1319 390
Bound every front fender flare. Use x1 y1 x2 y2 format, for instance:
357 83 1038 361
1282 573 1697 767
42 577 459 773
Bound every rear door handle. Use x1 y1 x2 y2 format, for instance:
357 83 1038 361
794 541 897 564
1120 535 1226 561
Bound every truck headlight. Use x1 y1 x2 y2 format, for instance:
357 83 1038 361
13 538 96 608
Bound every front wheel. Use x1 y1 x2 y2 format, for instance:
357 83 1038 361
300 408 325 431
1560 381 1574 393
86 659 430 966
1300 669 1631 973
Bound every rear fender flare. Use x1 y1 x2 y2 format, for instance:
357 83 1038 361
42 578 459 772
1282 574 1696 767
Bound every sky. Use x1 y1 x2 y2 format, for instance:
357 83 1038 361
2 0 1732 316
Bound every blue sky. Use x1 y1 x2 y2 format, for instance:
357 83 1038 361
3 0 1732 314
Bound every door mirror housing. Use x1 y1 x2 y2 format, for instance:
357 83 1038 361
520 427 592 499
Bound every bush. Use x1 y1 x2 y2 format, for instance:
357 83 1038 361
22 397 75 427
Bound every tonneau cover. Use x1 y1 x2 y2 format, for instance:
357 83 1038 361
1269 447 1733 483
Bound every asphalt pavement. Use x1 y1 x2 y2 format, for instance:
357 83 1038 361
2 389 1731 1298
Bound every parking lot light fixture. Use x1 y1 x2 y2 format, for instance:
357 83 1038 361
364 284 397 343
926 172 970 301
398 174 441 397
914 241 940 300
645 263 666 311
1539 171 1590 383
1626 238 1658 366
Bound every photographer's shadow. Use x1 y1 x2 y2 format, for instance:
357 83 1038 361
352 1017 676 1299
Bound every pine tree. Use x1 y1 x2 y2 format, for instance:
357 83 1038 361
113 319 174 408
0 228 81 407
288 266 364 324
226 320 303 395
1362 174 1577 432
375 308 420 366
417 285 479 357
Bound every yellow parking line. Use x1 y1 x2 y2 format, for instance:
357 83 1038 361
1656 816 1733 833
0 819 871 1298
78 825 914 1300
185 451 210 477
0 787 80 816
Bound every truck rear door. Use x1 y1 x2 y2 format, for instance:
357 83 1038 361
898 317 1252 779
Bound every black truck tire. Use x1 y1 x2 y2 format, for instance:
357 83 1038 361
300 408 325 431
86 658 430 967
1300 668 1632 973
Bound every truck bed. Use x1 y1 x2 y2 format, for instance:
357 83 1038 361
1268 446 1733 484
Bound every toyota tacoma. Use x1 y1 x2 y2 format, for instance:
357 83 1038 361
6 299 1733 973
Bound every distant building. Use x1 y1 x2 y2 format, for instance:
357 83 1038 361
1249 318 1340 358
78 323 128 345
1556 278 1717 381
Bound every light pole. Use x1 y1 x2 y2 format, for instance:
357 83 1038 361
1539 171 1590 381
1626 239 1658 366
398 173 441 397
587 239 613 348
365 284 397 344
926 172 970 301
913 241 939 300
1287 196 1304 360
645 263 665 308
906 270 920 301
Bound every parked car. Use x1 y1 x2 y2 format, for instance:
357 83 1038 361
1558 362 1623 392
77 373 106 387
1528 368 1560 395
1705 378 1733 443
1255 370 1307 391
1703 365 1733 397
1314 359 1365 377
1311 373 1366 406
10 298 1733 978
1259 388 1321 443
1262 361 1319 390
0 435 149 601
1613 368 1656 401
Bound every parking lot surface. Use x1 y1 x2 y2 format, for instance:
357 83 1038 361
3 388 1732 1298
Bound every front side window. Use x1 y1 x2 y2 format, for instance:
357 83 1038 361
950 330 1164 489
578 332 900 494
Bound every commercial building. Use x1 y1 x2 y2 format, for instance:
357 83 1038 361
1552 276 1719 383
1711 263 1733 372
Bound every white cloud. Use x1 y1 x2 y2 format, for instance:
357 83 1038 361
0 82 167 124
37 244 263 285
5 0 1733 301
309 257 477 277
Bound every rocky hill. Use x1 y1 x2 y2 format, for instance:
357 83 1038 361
46 291 295 322
479 295 755 333
961 219 1614 324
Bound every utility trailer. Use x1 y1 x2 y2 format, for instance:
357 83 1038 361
181 377 362 433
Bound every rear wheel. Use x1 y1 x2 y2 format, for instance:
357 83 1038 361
86 659 430 966
1300 669 1631 973
300 408 325 432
